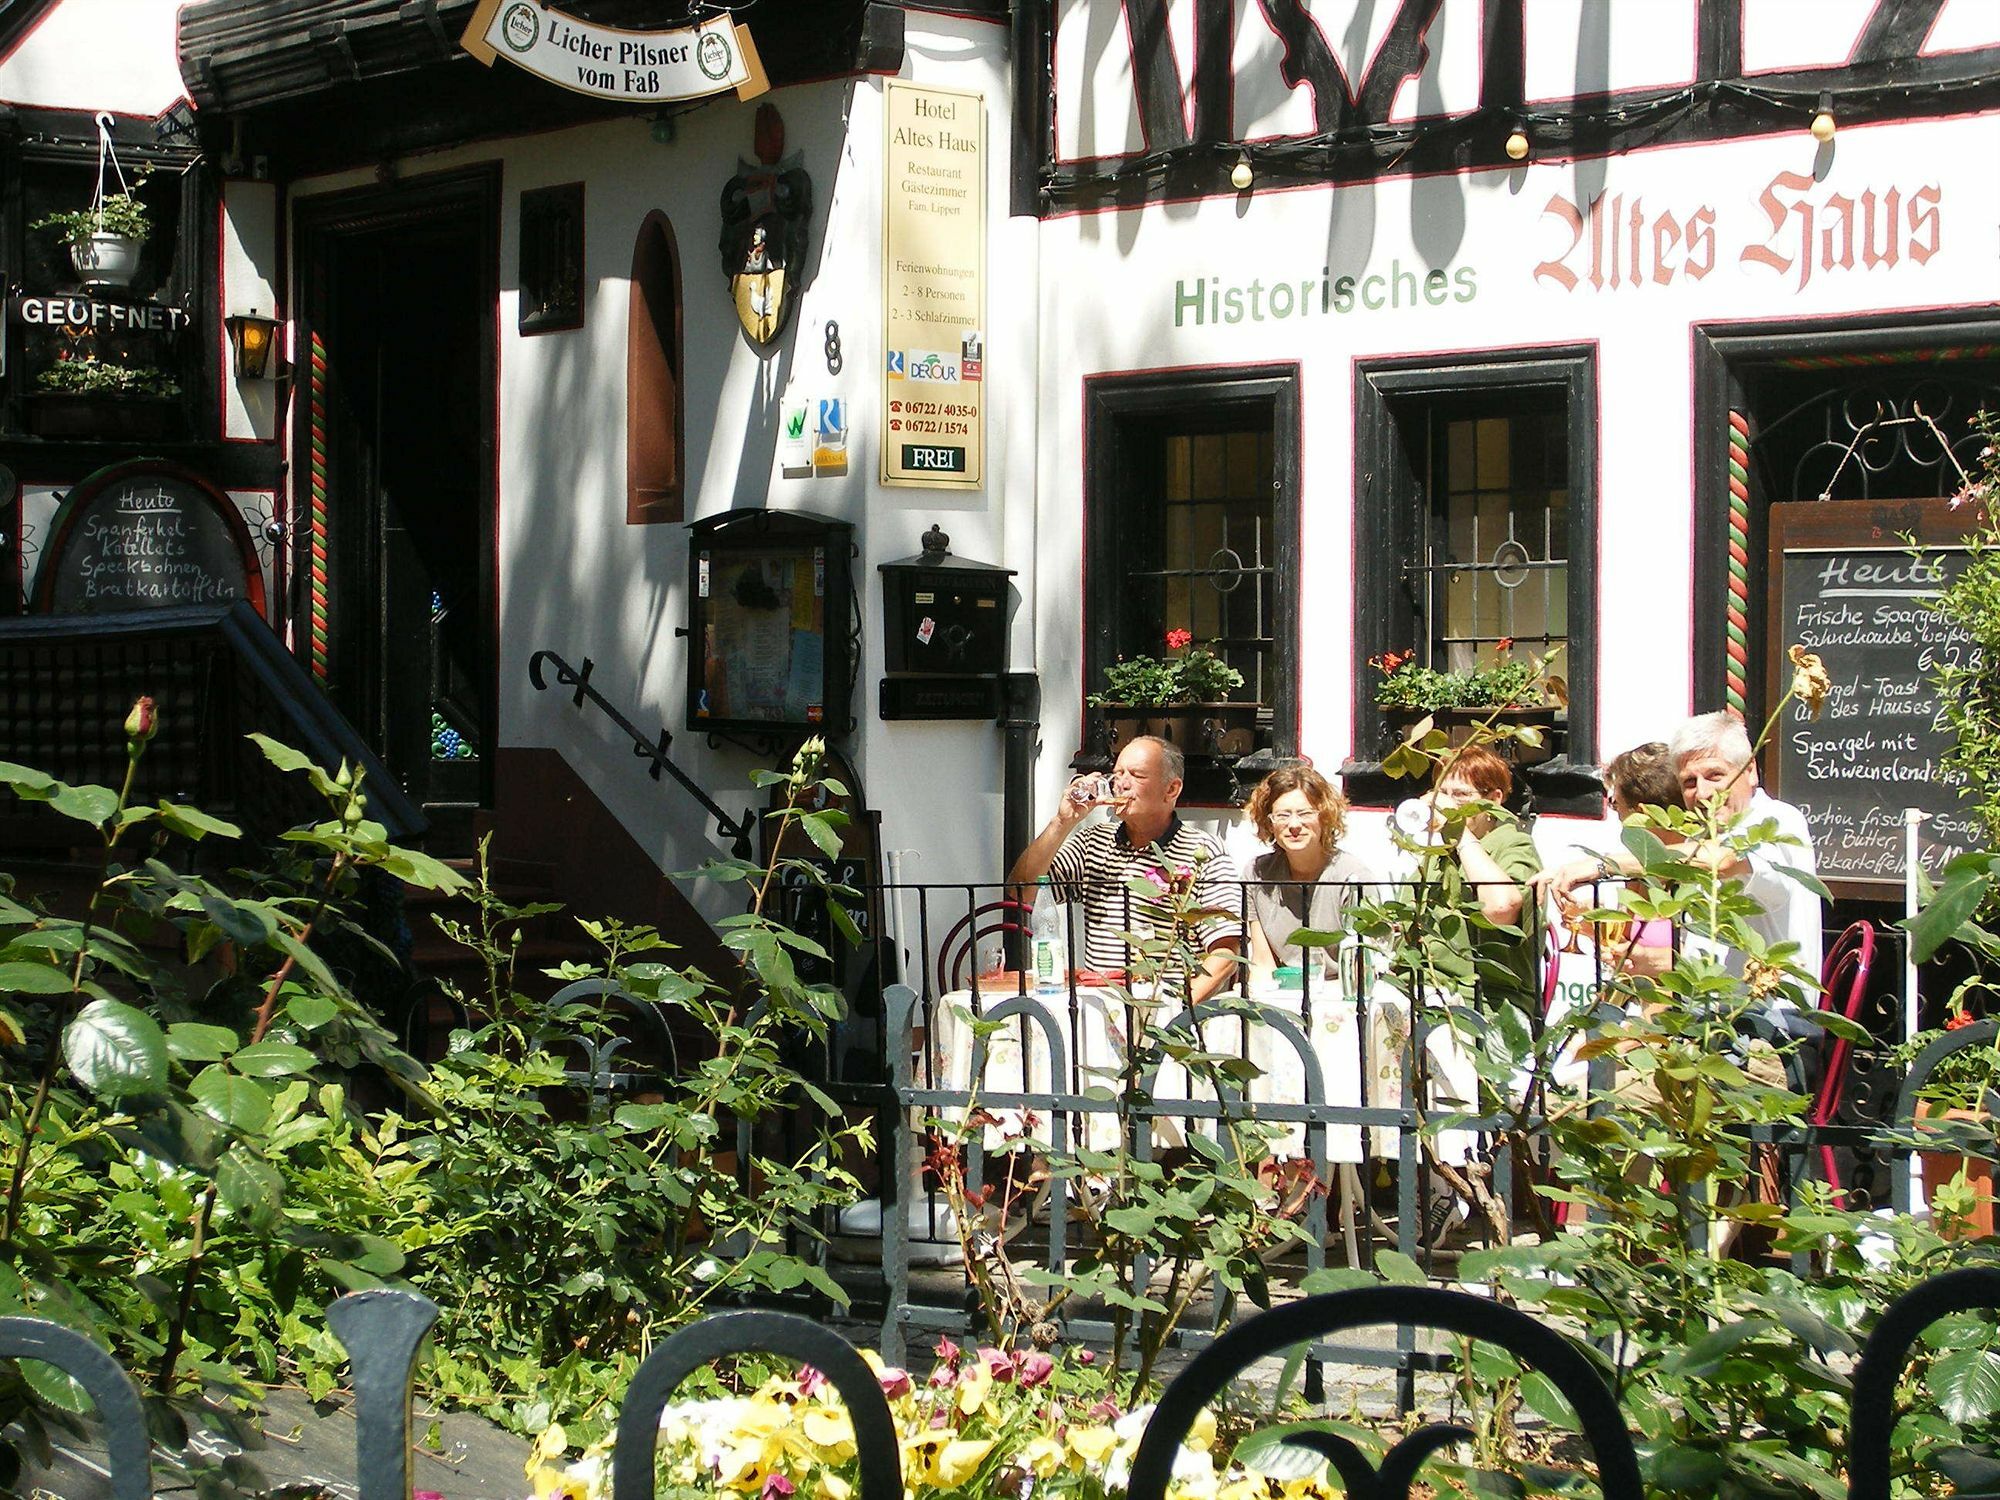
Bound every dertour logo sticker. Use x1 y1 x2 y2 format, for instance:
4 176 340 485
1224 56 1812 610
499 1 539 52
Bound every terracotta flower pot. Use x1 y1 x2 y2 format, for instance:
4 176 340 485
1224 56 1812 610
1918 1104 1996 1238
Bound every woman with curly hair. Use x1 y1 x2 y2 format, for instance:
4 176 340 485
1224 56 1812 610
1243 763 1376 976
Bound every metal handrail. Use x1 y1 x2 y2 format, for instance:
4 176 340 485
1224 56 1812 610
527 648 755 859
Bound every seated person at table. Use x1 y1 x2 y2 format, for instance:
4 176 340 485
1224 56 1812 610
1008 735 1241 1002
1416 747 1543 1005
1242 764 1376 976
1538 712 1822 1025
1577 741 1685 977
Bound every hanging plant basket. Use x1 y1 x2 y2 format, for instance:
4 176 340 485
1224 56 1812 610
70 232 144 289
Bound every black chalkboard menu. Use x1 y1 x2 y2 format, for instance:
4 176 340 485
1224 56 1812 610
1765 498 1981 894
37 461 263 618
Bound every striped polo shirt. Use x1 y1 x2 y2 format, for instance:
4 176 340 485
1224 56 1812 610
1044 814 1242 975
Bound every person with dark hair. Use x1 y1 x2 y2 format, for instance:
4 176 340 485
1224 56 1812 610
1242 763 1375 975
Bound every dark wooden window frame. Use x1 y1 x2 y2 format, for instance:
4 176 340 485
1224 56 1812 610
626 210 685 526
1081 364 1302 794
1351 348 1599 810
518 181 585 336
1691 309 2000 725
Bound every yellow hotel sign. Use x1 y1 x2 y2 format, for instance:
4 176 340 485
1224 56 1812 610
882 80 984 489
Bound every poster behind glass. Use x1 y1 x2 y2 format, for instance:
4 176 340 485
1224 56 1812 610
692 542 829 731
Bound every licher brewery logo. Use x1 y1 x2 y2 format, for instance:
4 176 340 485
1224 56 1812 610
499 1 539 52
696 29 733 80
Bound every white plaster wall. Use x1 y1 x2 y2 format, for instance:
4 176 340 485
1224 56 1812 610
220 179 279 442
282 14 1021 906
1029 112 2000 869
0 0 187 114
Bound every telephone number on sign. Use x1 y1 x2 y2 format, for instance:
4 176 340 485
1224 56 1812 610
903 419 970 435
898 400 976 417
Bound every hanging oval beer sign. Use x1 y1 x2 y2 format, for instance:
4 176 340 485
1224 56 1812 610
37 460 263 617
460 1 766 105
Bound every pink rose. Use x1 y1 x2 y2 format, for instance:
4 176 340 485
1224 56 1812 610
1014 1351 1054 1388
877 1366 913 1399
978 1347 1015 1382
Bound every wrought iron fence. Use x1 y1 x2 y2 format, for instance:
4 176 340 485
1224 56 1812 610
10 1269 2000 1500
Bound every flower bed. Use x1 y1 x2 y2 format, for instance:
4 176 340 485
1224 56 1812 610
528 1340 1341 1500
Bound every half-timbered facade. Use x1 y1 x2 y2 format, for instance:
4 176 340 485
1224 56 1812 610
0 0 1994 930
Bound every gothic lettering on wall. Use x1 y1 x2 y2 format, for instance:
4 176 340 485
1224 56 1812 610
1531 174 1943 295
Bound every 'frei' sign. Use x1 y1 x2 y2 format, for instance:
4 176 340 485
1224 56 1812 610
460 1 766 105
882 80 985 490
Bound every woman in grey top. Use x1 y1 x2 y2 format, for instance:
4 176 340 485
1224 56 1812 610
1242 764 1376 973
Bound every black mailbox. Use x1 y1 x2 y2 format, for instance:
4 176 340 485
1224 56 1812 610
878 525 1015 720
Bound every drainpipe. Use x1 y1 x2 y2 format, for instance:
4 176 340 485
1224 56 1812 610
1000 671 1040 872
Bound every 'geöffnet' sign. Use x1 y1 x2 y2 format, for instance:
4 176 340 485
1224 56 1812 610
460 1 765 105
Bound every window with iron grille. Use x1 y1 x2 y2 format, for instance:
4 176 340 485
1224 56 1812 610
1422 400 1569 672
1083 368 1299 796
1354 352 1597 775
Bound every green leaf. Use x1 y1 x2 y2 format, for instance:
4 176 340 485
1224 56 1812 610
1930 1347 2000 1425
166 1023 240 1062
270 928 341 997
1373 1249 1428 1286
190 1066 272 1133
379 848 471 893
154 803 242 841
47 782 119 827
1518 1371 1579 1431
1232 1421 1336 1480
63 999 168 1098
216 1145 284 1228
199 890 277 947
247 734 316 775
795 812 843 859
18 1357 93 1415
0 961 78 996
228 1040 318 1079
0 762 55 796
285 992 340 1029
1905 867 1993 964
1648 1446 1725 1491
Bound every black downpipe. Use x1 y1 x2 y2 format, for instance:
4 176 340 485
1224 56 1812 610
999 670 1040 875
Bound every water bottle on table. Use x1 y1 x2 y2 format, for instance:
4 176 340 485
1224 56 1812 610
1031 877 1064 995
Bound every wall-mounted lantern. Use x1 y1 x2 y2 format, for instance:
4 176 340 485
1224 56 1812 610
224 309 280 380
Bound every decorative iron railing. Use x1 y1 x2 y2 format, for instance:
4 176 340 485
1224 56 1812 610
11 1269 2000 1500
527 648 756 858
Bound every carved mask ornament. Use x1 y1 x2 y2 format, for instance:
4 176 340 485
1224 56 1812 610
719 103 812 345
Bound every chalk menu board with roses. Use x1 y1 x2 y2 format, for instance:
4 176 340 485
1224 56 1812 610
38 462 263 618
1765 498 1980 894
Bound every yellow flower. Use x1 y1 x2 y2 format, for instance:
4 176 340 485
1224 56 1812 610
1788 644 1832 718
1021 1435 1065 1478
1067 1424 1119 1469
821 1473 852 1500
529 1464 591 1500
800 1404 857 1460
907 1433 995 1488
1186 1407 1218 1452
525 1423 569 1480
954 1361 993 1417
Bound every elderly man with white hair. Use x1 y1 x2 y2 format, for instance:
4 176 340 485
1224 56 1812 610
1538 710 1823 1021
